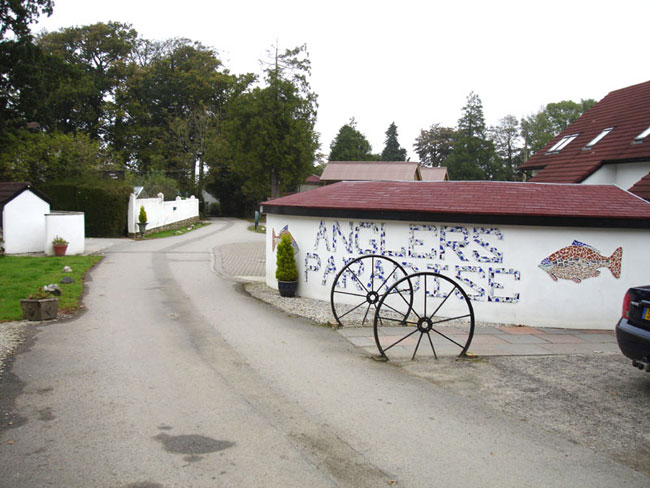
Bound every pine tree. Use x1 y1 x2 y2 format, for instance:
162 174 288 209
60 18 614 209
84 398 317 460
380 122 407 161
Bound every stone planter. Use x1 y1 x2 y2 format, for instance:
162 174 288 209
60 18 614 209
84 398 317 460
20 298 58 321
53 243 68 256
137 222 148 236
278 280 298 298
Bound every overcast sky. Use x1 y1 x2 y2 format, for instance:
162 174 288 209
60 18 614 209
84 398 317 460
35 0 649 161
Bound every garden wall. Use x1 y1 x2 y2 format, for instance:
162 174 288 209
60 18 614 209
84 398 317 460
2 190 50 254
265 214 650 330
127 193 199 236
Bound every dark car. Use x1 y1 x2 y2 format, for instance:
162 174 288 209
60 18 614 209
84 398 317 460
616 285 650 371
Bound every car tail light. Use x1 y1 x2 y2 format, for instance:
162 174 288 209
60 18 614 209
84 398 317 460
622 290 631 319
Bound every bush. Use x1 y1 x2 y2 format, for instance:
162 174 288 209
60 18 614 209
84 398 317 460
275 233 298 282
208 202 221 217
39 179 133 237
139 205 147 224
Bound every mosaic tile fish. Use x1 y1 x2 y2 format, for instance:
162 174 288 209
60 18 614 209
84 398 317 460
271 225 299 253
539 240 622 283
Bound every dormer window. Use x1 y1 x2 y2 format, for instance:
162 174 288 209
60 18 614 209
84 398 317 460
584 127 613 149
633 125 650 143
547 134 579 153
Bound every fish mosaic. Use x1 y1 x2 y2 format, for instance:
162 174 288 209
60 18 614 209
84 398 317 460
271 225 299 253
539 241 622 283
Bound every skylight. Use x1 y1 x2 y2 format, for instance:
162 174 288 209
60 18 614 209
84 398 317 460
547 134 579 153
633 125 650 143
584 127 613 149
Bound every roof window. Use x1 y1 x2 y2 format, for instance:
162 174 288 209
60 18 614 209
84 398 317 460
633 125 650 143
584 127 613 149
547 134 579 153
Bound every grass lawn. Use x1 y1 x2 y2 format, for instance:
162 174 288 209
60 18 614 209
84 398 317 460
143 221 209 239
0 255 102 321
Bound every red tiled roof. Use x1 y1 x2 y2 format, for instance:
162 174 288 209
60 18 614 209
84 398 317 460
521 80 650 183
321 161 421 182
628 171 650 201
305 174 321 183
419 166 448 181
261 181 650 227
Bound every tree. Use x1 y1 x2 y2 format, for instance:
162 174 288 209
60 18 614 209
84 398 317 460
380 122 407 161
0 129 106 182
489 115 523 180
445 92 498 180
413 124 455 167
221 44 319 200
328 118 374 161
0 0 53 40
520 99 596 159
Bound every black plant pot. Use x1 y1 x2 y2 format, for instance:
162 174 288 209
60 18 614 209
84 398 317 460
278 280 298 297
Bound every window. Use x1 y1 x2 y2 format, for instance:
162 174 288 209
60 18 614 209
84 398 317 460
547 134 579 153
584 127 613 149
633 125 650 143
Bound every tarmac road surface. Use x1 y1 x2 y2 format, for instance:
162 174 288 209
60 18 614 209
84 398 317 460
0 219 648 487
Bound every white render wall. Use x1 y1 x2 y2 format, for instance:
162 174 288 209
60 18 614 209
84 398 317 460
582 160 650 189
2 190 50 253
127 193 199 234
44 212 85 255
266 214 650 330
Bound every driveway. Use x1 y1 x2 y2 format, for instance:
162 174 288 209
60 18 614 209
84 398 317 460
0 219 648 487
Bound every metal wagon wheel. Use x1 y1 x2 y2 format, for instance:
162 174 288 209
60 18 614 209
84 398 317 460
373 272 475 360
330 255 413 328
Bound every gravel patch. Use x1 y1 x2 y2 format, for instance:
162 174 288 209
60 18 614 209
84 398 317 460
245 282 338 326
0 321 30 379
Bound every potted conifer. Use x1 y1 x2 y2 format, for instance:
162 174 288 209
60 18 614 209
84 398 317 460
275 233 298 297
138 206 148 236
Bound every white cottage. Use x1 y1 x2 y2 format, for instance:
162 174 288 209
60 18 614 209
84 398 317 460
261 181 650 330
0 182 51 254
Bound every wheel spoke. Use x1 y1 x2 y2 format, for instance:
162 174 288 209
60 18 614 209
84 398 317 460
375 314 417 326
333 290 367 299
338 300 368 319
411 333 424 360
377 264 400 294
393 286 421 321
426 332 438 359
427 284 457 321
379 300 417 323
370 256 375 292
361 302 372 326
431 313 471 327
431 327 467 350
382 328 419 353
349 267 369 294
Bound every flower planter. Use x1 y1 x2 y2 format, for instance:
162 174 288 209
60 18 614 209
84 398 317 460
278 280 298 298
20 298 58 321
137 222 148 236
53 243 68 256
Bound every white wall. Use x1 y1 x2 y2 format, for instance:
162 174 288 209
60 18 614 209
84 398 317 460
582 160 650 189
266 214 650 330
127 193 199 234
2 190 50 253
44 212 85 255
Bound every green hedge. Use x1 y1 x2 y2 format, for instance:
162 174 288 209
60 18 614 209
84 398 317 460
38 179 133 237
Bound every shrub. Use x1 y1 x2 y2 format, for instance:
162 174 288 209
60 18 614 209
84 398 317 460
138 205 147 224
275 233 298 282
208 202 221 217
39 178 132 237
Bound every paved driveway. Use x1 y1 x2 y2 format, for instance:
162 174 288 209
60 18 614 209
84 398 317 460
0 219 648 487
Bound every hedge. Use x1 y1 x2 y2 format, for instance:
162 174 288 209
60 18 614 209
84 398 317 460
38 179 133 237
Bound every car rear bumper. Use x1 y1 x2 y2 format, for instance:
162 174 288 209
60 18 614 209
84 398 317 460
616 318 650 362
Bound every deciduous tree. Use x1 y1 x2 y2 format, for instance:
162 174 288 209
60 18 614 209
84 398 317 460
413 124 455 167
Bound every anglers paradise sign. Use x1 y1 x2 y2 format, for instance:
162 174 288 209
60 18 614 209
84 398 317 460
291 220 622 305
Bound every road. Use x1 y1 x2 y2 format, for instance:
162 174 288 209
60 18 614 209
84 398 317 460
0 219 648 487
